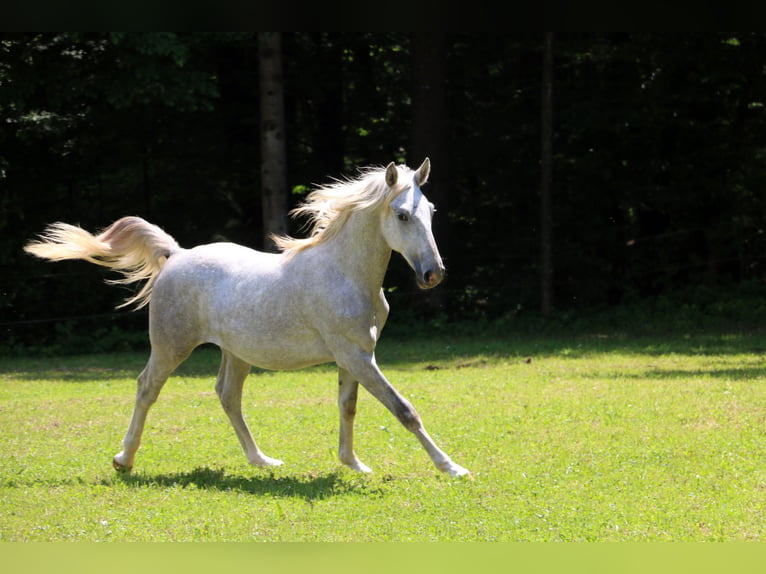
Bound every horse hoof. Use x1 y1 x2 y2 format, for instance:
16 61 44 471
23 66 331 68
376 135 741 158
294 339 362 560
252 456 284 468
344 460 372 473
444 463 471 479
112 458 132 473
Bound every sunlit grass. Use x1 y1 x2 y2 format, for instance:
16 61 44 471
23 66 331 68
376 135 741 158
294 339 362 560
3 332 766 540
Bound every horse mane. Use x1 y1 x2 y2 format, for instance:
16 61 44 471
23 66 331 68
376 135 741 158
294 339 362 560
272 164 412 257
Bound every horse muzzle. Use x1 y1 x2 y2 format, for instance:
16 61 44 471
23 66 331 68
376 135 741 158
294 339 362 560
417 264 445 290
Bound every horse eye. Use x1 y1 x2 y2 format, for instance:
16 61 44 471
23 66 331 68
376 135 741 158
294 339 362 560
397 212 410 222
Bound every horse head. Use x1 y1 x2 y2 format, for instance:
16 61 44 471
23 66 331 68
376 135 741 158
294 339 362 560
381 158 445 290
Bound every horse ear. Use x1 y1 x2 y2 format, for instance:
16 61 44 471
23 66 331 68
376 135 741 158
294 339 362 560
415 157 431 186
385 162 398 187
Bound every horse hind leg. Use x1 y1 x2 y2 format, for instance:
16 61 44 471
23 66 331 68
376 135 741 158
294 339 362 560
216 350 283 468
113 347 187 471
338 368 372 473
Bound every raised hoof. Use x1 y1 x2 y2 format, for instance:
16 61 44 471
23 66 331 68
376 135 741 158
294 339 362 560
443 462 472 479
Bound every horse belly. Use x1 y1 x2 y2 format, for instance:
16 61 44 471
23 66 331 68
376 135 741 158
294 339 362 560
214 325 334 371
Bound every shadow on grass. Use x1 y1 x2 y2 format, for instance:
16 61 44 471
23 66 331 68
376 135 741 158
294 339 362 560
112 465 384 501
630 366 766 381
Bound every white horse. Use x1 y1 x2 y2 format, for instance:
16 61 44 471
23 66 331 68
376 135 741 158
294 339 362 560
25 159 470 478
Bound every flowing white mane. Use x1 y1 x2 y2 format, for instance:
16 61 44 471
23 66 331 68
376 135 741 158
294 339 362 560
271 164 414 256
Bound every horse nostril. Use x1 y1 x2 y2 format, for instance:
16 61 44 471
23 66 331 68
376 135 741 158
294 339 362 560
424 269 440 286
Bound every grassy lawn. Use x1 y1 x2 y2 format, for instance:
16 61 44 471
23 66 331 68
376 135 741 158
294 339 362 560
2 330 766 541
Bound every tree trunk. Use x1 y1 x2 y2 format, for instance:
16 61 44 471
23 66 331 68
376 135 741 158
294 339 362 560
259 32 288 252
411 32 448 313
540 32 555 315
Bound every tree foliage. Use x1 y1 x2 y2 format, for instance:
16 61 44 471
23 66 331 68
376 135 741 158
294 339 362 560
3 33 766 351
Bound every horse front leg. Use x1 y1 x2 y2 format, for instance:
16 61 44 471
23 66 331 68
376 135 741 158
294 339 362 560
338 350 470 478
338 368 372 473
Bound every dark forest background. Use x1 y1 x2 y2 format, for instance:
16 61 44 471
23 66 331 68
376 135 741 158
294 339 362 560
4 32 766 354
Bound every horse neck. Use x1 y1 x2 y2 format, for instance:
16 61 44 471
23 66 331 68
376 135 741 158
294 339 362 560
326 207 391 291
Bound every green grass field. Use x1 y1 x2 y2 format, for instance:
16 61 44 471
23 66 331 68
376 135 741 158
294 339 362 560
3 330 766 541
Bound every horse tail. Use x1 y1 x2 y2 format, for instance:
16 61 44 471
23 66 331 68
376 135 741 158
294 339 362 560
24 216 181 309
